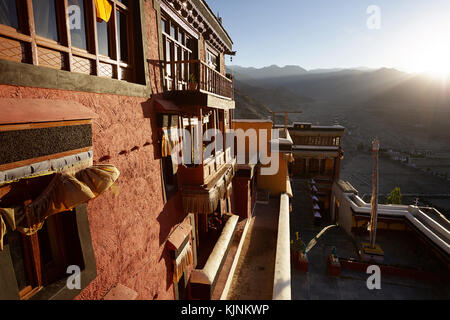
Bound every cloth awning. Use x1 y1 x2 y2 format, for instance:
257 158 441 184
161 128 180 158
182 165 234 215
162 128 181 174
173 241 193 283
167 221 192 251
167 220 194 283
0 165 120 251
0 150 93 186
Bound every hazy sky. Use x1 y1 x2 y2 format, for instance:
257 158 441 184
207 0 450 73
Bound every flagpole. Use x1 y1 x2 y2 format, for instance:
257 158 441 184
369 137 379 249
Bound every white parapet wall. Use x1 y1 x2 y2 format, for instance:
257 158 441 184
190 214 239 298
332 181 450 257
273 193 291 300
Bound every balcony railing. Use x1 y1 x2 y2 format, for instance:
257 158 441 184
178 147 235 187
164 59 233 99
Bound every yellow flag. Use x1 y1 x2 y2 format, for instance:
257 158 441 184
95 0 112 23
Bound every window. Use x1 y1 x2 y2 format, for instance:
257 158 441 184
32 0 59 42
0 0 139 83
162 156 178 201
116 9 128 62
69 0 87 50
6 210 84 300
160 114 180 201
206 49 219 72
0 0 19 29
96 19 110 57
1 205 96 300
161 15 194 90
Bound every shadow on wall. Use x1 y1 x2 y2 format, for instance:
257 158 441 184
141 99 161 161
141 98 189 292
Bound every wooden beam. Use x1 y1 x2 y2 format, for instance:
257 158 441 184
0 185 11 199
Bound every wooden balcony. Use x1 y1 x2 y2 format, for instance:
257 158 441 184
164 59 233 100
178 147 235 187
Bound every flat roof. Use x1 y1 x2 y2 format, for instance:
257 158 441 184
233 119 273 123
293 145 339 151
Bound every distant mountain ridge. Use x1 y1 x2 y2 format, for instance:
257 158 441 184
228 65 307 81
231 63 450 152
227 64 377 81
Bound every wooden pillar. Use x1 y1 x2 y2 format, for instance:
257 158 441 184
213 109 217 158
334 156 341 181
25 0 38 65
199 108 203 164
305 158 310 176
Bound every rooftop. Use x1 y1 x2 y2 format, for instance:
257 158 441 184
290 179 450 299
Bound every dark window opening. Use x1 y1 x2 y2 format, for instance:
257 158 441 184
0 0 19 29
68 0 87 50
96 19 110 57
5 209 85 300
116 9 128 62
33 0 59 42
162 156 178 201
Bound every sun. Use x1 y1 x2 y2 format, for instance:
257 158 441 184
402 22 450 81
415 46 450 80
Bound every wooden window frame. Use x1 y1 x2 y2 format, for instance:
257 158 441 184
6 207 84 300
0 205 97 300
0 0 136 82
161 14 194 91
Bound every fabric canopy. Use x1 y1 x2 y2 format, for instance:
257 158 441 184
161 128 180 158
0 165 120 251
173 241 193 283
182 165 234 215
161 128 181 174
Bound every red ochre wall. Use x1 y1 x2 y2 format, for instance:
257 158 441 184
0 83 187 300
0 0 202 300
233 177 251 220
0 1 184 300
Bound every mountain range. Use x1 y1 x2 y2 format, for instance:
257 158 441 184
229 64 450 153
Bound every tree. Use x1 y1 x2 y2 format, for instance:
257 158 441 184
386 187 402 205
